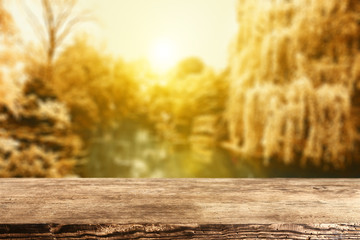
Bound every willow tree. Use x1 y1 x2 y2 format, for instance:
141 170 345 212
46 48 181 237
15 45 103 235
226 0 360 169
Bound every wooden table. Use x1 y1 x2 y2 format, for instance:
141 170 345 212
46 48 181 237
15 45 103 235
0 179 359 239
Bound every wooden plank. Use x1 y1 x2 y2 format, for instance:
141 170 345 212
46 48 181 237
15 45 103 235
1 223 360 239
0 179 359 239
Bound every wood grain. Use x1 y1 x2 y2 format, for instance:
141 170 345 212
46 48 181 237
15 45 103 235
0 179 359 239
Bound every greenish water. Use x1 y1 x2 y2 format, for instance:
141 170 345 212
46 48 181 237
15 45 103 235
80 122 360 178
80 120 259 178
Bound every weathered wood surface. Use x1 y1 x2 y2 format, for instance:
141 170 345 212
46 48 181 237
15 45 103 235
0 178 359 239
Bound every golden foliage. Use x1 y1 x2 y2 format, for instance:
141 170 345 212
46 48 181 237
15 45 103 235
227 0 360 168
0 94 83 177
0 0 15 36
0 4 83 177
51 36 142 142
51 36 112 133
0 0 23 114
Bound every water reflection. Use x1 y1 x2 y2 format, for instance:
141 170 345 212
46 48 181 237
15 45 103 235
81 119 360 178
82 118 259 178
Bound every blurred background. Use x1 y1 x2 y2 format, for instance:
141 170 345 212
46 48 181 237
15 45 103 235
0 0 359 178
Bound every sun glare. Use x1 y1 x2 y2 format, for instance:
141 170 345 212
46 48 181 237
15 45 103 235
149 38 177 73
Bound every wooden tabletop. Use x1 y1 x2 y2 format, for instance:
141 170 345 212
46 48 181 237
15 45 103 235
0 178 359 239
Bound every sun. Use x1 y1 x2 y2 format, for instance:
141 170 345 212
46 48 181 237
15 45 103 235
149 38 177 73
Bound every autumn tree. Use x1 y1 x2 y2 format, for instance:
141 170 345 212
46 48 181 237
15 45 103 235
225 0 360 171
0 0 21 112
49 36 146 176
51 36 110 135
111 59 145 123
51 36 141 138
143 57 229 176
21 0 90 100
165 57 227 141
0 1 83 177
24 0 87 72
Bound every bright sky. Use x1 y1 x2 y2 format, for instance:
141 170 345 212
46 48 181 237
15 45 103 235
8 0 238 71
84 0 238 71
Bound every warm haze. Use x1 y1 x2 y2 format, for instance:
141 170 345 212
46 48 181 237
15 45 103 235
8 0 238 72
85 0 238 71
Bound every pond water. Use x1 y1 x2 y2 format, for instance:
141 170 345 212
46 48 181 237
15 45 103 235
80 120 262 178
80 121 360 178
